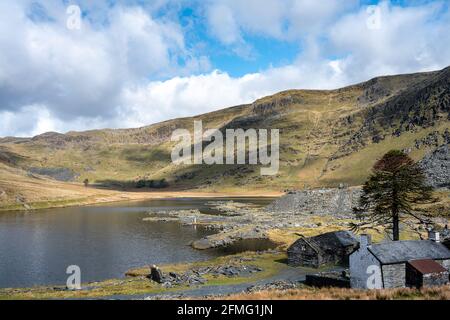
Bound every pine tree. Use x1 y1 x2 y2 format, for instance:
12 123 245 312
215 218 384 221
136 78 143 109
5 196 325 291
351 150 434 241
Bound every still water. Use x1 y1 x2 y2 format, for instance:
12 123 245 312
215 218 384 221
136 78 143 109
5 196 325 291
0 197 274 288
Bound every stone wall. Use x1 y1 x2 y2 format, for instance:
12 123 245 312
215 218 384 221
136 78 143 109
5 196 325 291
305 274 350 288
423 272 449 287
407 260 450 288
382 264 406 288
438 259 450 271
287 239 320 267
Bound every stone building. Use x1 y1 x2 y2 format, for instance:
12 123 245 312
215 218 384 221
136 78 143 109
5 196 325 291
405 259 449 288
287 231 359 268
350 232 450 289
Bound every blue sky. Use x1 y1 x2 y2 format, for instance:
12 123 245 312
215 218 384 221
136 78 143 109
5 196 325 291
1 0 450 136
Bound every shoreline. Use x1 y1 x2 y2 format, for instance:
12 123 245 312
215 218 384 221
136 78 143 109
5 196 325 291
0 251 288 299
0 189 283 213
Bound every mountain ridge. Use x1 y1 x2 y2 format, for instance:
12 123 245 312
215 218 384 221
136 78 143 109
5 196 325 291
3 66 447 143
0 66 449 209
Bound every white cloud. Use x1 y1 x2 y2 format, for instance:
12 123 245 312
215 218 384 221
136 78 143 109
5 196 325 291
1 1 450 137
118 0 450 129
206 4 242 45
118 62 348 129
328 1 450 79
205 0 359 44
0 1 208 136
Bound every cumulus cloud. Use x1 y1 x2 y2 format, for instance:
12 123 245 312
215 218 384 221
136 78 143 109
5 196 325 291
1 0 450 137
205 0 359 45
329 1 450 77
206 4 242 45
118 62 350 128
0 0 207 136
121 0 450 129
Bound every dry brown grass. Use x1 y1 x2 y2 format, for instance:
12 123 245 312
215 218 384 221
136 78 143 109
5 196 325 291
221 285 450 300
0 163 282 211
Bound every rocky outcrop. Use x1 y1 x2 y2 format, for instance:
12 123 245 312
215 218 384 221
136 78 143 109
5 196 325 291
414 131 441 149
191 226 269 250
338 67 450 157
28 167 80 182
420 144 450 188
0 147 27 166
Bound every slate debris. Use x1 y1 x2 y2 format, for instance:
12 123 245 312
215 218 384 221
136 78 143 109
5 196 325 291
245 280 298 293
265 187 361 217
419 144 450 188
147 264 264 287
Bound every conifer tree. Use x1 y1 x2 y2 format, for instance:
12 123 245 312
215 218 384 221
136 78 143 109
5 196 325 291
352 150 434 241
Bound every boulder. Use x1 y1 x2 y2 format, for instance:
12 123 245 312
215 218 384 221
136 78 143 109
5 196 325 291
149 265 164 283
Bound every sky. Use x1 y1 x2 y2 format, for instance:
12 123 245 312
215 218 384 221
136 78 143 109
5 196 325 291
0 0 450 137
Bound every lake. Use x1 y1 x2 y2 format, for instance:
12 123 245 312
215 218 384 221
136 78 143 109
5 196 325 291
0 197 274 289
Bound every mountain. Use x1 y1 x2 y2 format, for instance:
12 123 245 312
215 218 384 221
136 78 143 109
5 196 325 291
0 66 449 209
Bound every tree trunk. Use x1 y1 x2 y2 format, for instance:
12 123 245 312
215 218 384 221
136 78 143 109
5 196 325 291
392 211 400 241
392 176 400 241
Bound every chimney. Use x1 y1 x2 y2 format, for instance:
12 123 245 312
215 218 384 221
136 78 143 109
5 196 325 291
360 234 372 248
428 230 440 243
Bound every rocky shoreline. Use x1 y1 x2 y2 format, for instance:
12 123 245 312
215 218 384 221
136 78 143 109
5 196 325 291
146 257 264 289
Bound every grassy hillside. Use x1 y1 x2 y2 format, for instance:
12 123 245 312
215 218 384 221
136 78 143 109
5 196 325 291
0 67 449 208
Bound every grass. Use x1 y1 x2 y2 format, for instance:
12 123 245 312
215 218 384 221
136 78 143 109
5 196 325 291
222 284 450 300
0 162 282 212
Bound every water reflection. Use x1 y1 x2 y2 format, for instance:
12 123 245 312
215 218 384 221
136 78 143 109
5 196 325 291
0 197 273 288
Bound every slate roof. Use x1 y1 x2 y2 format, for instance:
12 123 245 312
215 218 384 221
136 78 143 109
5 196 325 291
288 231 358 252
368 240 450 264
309 231 358 248
332 231 359 247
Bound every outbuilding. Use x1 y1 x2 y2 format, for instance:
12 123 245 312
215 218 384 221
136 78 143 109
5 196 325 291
406 259 449 288
287 231 359 268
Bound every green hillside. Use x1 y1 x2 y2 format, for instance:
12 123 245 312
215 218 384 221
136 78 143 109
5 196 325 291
0 67 448 204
